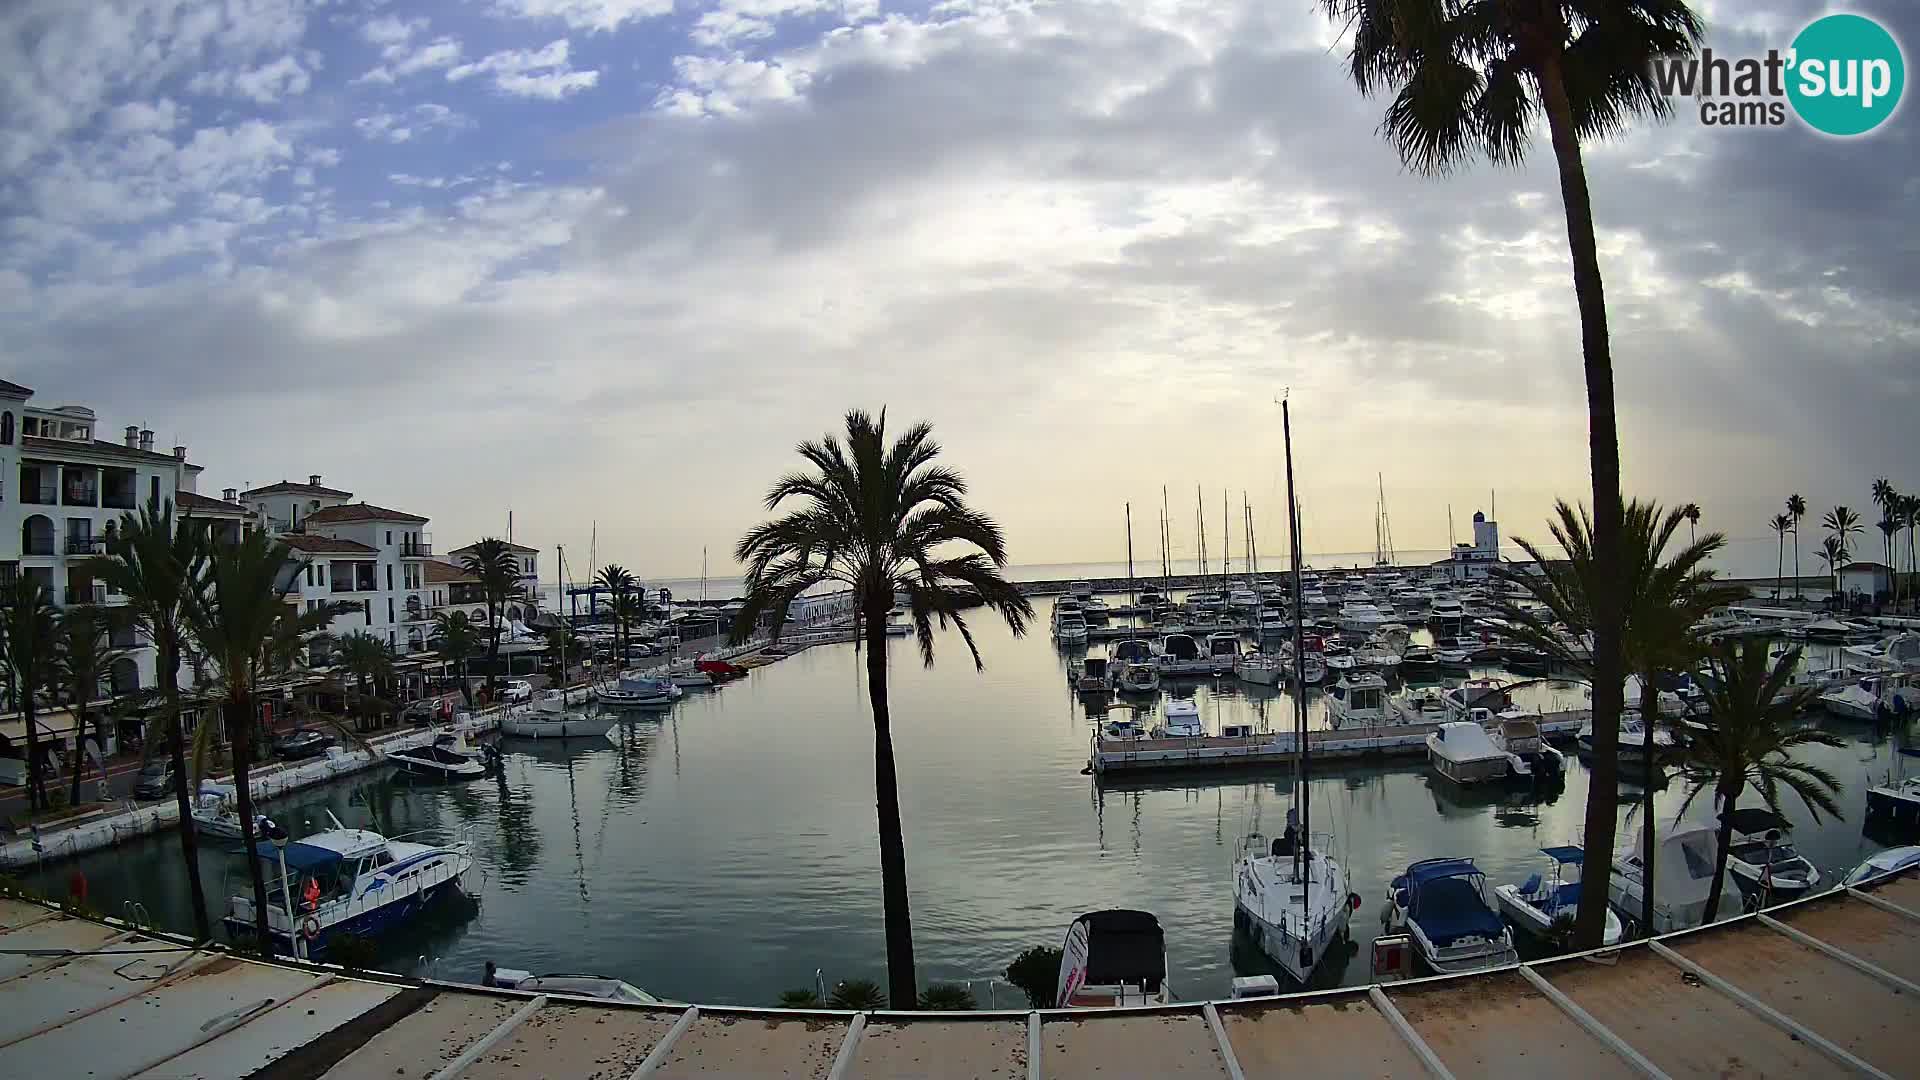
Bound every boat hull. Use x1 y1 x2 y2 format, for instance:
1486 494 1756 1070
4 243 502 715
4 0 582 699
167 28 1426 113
501 715 618 739
1492 885 1623 946
224 874 467 957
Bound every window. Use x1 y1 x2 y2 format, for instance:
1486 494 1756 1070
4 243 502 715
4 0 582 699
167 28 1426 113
319 564 327 586
387 597 394 623
386 530 392 545
388 630 396 646
363 601 371 626
150 476 159 505
305 565 314 587
0 411 11 445
386 564 393 590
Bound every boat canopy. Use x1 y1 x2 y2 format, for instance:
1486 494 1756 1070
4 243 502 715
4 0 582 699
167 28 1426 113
1397 859 1503 947
1540 846 1584 865
1076 909 1166 991
1432 722 1504 761
1723 808 1791 836
255 841 345 874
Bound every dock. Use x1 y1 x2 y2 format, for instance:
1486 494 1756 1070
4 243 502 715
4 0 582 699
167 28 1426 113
1089 712 1591 774
3 864 1918 1077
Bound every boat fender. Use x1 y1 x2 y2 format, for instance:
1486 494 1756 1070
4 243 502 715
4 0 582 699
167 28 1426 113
301 916 322 941
1347 892 1362 912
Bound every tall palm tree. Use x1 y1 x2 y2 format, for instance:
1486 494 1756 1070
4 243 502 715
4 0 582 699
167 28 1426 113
1676 641 1843 923
1681 503 1701 544
730 409 1033 1005
1870 476 1896 516
1878 516 1901 602
1819 536 1848 602
1824 506 1862 598
1 579 59 811
1495 499 1739 938
53 606 129 806
430 610 480 709
594 564 636 660
459 539 521 702
608 592 646 668
1903 494 1920 607
185 533 340 955
1786 494 1807 598
1768 513 1792 600
1316 0 1701 946
332 631 395 731
1869 480 1901 604
89 498 213 940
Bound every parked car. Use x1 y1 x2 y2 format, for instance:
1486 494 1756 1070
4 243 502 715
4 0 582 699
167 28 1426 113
503 679 534 703
132 761 175 800
273 729 333 760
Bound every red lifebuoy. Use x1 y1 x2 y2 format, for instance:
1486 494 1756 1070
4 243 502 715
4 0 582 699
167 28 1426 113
301 916 322 941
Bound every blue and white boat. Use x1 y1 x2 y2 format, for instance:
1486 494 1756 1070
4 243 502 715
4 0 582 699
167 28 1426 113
1493 847 1623 945
1383 858 1519 975
598 673 683 709
225 815 473 957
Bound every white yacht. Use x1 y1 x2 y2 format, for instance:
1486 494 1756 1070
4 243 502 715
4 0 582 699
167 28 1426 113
667 659 715 687
502 692 617 739
1844 846 1920 886
1428 595 1467 625
1383 858 1518 975
484 964 660 1004
1722 808 1821 902
1867 750 1920 822
1392 687 1453 725
1156 633 1212 675
1338 601 1390 634
1235 652 1284 686
1227 587 1261 611
1056 910 1173 1008
1821 673 1917 720
1577 715 1677 761
1609 823 1737 934
1844 631 1920 671
1206 631 1242 672
1107 640 1162 694
1494 847 1623 946
191 781 246 841
1350 639 1402 673
1054 613 1090 645
1479 710 1564 781
1426 721 1510 785
1233 811 1355 986
1325 671 1390 729
598 674 682 709
1256 606 1289 637
1158 697 1205 738
388 729 490 781
225 814 473 958
1083 597 1111 621
1300 587 1330 611
1069 580 1096 599
1441 677 1513 719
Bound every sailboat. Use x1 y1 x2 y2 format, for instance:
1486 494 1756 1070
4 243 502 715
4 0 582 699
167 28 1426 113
1232 399 1356 986
503 545 616 740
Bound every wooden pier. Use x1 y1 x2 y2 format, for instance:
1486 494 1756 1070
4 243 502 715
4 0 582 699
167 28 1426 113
1089 711 1591 775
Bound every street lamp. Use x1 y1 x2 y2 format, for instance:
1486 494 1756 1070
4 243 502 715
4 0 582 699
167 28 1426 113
262 817 300 961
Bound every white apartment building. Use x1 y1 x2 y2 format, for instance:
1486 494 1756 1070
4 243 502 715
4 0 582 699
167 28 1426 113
272 502 436 654
0 380 237 695
446 540 541 619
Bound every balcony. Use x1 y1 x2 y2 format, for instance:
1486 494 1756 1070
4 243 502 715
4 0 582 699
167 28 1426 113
21 485 56 506
66 536 105 555
62 472 98 507
102 468 137 510
65 583 107 605
400 539 433 558
402 596 438 622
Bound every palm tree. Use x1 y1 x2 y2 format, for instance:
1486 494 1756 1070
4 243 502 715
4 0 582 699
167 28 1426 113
332 632 395 731
1878 515 1901 602
1495 499 1739 938
1681 503 1701 544
1675 641 1843 923
1315 0 1701 945
1903 494 1920 607
1819 536 1848 603
459 539 522 703
430 610 480 709
594 564 636 660
1823 506 1862 599
1 579 59 811
89 498 213 940
1768 513 1793 600
608 592 646 667
731 409 1033 1005
53 607 129 806
185 533 341 955
1870 476 1896 516
1787 494 1807 598
1869 480 1901 604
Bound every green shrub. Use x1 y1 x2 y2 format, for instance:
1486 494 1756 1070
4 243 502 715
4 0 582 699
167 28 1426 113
1004 946 1061 1009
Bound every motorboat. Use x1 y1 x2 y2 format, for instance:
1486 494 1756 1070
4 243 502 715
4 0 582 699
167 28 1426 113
1158 696 1205 737
1235 652 1284 686
1069 580 1096 600
1233 814 1356 985
1116 661 1161 694
1187 590 1227 610
1256 606 1289 637
1300 587 1330 610
1076 656 1110 693
1426 722 1510 785
274 728 334 760
1494 847 1623 946
1608 823 1737 934
191 781 246 841
599 674 682 709
1206 631 1242 672
695 659 750 683
1504 645 1550 676
1578 715 1678 761
1337 602 1390 634
1722 808 1820 901
1428 595 1467 625
1624 675 1685 717
1398 645 1440 677
1055 909 1173 1007
1866 749 1920 823
1392 687 1452 725
1228 587 1261 611
1478 710 1564 782
501 693 618 739
1054 613 1090 645
1821 673 1918 721
1101 716 1150 742
1433 644 1474 670
1322 643 1355 673
1441 677 1512 719
1351 640 1402 673
1845 631 1920 671
1843 846 1920 886
1083 597 1111 621
483 963 660 1003
1383 858 1518 975
1156 633 1212 675
388 730 489 781
1292 649 1328 686
668 660 716 687
1325 671 1390 729
225 814 473 958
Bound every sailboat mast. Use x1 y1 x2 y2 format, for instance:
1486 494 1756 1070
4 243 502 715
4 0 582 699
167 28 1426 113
1283 400 1308 890
1195 486 1206 579
1125 504 1135 631
1245 495 1256 583
1221 488 1230 592
556 544 568 702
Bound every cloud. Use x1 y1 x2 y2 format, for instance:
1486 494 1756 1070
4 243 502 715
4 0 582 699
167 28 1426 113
104 99 183 135
447 39 599 99
189 54 313 104
489 0 672 34
353 14 462 83
353 103 468 143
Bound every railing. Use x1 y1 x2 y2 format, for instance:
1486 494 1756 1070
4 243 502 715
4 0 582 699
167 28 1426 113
20 487 56 506
65 536 105 555
62 486 98 507
65 583 107 605
400 540 433 557
102 492 137 510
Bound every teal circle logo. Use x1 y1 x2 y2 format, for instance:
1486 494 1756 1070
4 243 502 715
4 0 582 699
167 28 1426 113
1787 13 1905 136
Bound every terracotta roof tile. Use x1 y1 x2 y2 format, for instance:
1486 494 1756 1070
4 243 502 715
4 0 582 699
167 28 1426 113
240 480 355 499
279 534 379 555
21 435 202 468
301 501 428 525
424 559 477 584
175 490 250 516
449 540 537 554
0 379 32 396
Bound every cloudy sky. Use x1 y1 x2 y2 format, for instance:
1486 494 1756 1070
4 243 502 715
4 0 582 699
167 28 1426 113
3 0 1914 577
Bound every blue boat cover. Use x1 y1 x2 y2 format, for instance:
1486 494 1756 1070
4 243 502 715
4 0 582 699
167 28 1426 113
1403 859 1504 947
1540 845 1584 864
252 841 344 874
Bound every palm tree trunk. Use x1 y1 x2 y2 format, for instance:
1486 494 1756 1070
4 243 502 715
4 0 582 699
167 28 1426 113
69 703 89 807
1792 527 1801 599
864 591 917 1008
458 657 474 711
227 693 274 955
1702 784 1740 924
160 636 213 941
487 605 502 702
1539 53 1626 952
1775 534 1784 600
21 697 42 812
1639 668 1657 937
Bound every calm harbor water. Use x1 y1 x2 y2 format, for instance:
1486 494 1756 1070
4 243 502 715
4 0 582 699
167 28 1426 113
38 607 1909 1005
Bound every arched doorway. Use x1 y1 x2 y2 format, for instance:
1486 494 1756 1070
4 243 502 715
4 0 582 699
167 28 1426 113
21 514 54 557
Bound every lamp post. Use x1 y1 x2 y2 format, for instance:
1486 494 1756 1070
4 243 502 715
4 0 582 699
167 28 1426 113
264 817 300 961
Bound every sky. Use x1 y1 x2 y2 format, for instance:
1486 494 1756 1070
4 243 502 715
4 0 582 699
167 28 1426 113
3 0 1915 578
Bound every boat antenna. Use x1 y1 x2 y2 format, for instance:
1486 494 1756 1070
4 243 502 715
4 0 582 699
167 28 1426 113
1284 398 1309 897
556 544 568 703
1161 485 1171 590
1125 503 1136 632
1222 488 1230 594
